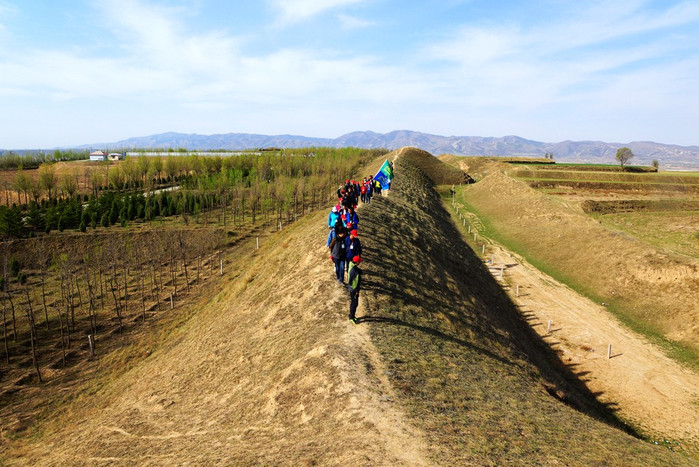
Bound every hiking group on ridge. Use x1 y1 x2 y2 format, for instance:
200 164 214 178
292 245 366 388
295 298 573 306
325 166 393 324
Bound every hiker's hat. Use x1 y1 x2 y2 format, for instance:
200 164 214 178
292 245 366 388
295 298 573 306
353 255 362 263
332 206 337 212
350 229 358 237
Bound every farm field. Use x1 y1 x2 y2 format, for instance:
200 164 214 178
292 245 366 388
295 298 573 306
511 163 699 259
444 156 698 364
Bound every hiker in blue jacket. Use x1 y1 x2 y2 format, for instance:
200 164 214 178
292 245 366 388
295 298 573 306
326 228 336 249
346 208 359 229
347 255 363 324
328 206 339 229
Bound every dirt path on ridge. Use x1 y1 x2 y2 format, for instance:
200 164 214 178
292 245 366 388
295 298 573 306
485 243 699 448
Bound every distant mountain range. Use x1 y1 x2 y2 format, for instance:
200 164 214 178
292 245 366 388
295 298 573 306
73 130 699 170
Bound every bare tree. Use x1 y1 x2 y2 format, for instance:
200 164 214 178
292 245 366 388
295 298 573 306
24 285 42 382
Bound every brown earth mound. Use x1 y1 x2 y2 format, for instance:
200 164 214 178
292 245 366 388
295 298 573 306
393 147 471 185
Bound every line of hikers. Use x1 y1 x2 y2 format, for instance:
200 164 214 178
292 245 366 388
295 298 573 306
325 175 384 324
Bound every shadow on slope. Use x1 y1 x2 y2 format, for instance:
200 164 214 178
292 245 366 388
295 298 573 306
357 150 687 465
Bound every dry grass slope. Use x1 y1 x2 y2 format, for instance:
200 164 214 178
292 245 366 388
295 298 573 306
1 148 693 465
356 148 692 465
459 164 699 362
395 147 470 185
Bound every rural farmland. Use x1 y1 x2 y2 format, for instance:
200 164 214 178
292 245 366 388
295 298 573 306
1 148 697 465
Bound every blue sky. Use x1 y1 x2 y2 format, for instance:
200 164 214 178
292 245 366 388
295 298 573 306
1 0 698 148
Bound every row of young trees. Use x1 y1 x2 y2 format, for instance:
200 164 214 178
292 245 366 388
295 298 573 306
0 149 88 170
0 147 386 238
1 229 226 382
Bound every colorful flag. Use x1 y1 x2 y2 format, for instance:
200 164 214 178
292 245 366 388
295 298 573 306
374 160 393 190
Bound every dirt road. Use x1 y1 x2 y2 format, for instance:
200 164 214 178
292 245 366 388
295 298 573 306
485 243 699 448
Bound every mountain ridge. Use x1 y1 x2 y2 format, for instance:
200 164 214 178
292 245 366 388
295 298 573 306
67 130 699 170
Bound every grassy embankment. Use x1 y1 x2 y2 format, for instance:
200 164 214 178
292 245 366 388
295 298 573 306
446 159 699 369
357 149 690 465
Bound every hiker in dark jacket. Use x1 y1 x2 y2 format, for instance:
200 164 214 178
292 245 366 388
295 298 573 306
347 255 363 323
330 230 348 283
346 229 362 263
334 217 346 236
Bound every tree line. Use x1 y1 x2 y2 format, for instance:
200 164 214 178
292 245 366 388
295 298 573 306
0 147 387 238
0 149 89 170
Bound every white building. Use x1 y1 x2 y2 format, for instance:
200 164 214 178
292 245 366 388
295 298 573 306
89 150 106 161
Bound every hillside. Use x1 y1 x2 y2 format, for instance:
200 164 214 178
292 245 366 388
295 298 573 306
2 149 690 465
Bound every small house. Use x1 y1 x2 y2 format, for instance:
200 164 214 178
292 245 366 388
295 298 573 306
108 153 125 161
89 150 106 161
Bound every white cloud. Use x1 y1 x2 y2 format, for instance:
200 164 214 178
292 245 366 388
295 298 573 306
336 13 376 30
268 0 366 25
0 0 434 117
0 1 17 40
420 0 699 115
